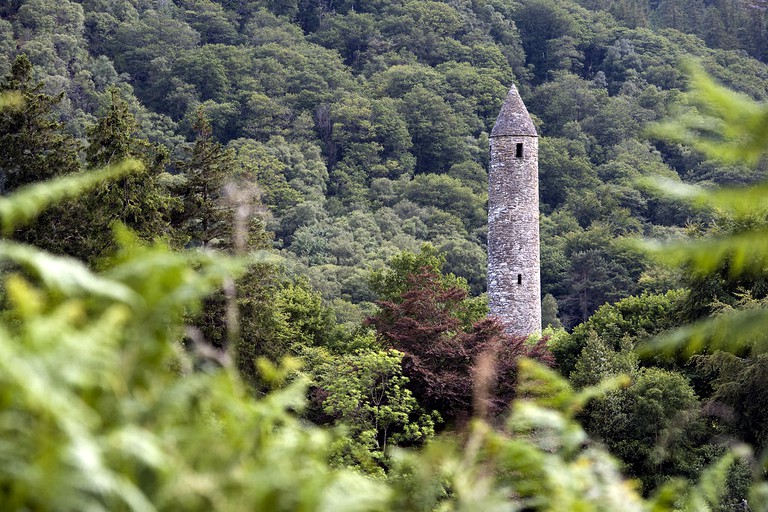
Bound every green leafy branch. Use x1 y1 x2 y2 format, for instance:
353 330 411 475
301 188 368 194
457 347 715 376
650 60 768 166
0 159 143 235
639 61 768 356
0 90 22 110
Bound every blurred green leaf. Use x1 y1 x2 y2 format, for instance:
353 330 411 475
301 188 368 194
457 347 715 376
642 62 768 363
641 307 768 357
0 91 23 110
638 177 768 217
649 60 768 166
0 241 140 305
0 159 143 235
641 230 768 277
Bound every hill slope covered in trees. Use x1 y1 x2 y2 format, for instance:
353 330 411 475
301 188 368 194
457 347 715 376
2 0 768 327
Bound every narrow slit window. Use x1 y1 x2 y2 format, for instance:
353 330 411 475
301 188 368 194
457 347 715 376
517 274 522 285
515 143 524 158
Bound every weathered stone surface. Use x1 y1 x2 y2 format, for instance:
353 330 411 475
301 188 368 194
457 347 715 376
488 85 541 336
490 85 538 138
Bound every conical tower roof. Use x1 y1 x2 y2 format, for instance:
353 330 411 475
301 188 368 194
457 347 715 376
490 85 538 138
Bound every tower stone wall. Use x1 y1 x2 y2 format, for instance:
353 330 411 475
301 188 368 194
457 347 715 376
488 86 541 336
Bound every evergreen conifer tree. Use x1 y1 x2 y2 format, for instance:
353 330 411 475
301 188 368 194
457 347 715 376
175 109 235 249
0 55 84 254
81 88 175 260
0 55 81 193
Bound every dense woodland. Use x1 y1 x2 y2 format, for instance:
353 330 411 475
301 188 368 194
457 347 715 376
2 0 768 509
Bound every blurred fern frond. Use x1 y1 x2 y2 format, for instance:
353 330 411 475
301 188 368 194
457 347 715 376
0 225 386 511
642 230 768 278
650 60 768 165
0 159 143 235
643 62 768 356
0 240 140 304
641 307 768 357
387 357 650 512
638 177 768 217
0 91 23 110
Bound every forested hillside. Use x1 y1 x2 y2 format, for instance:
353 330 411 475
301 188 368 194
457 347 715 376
3 0 768 508
2 0 767 327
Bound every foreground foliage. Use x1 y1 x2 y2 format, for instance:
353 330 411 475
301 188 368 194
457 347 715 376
0 164 387 510
645 64 768 356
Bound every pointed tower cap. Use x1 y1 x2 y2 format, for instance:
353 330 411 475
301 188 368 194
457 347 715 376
491 85 538 138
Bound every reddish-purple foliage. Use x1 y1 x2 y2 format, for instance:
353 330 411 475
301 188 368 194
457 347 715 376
368 269 553 420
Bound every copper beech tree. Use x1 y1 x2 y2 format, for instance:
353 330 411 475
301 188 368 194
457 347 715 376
368 268 553 421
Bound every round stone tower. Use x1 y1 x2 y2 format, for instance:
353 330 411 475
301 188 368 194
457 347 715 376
487 85 541 336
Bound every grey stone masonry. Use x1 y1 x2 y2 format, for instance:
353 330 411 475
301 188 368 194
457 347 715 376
488 85 541 336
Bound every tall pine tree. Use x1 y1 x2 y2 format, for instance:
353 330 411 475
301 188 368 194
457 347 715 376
175 109 234 249
0 54 81 193
82 88 176 260
0 55 86 254
175 110 276 368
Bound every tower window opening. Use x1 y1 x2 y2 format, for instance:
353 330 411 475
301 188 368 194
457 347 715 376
515 143 524 158
517 274 522 285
